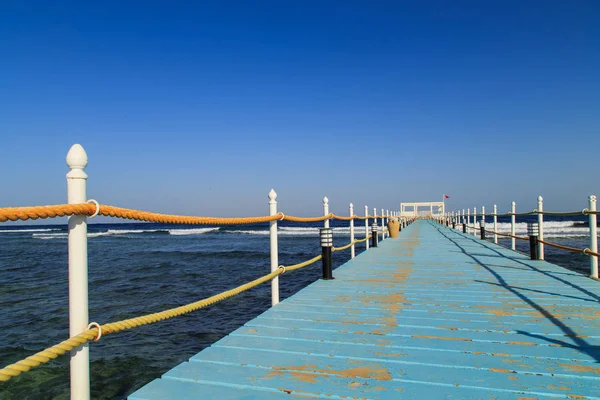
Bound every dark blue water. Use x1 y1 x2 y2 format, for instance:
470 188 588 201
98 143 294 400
0 216 595 399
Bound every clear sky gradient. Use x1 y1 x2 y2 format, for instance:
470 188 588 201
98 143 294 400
1 1 599 220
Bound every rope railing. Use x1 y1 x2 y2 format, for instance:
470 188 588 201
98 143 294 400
0 252 325 383
0 204 405 225
473 210 600 217
537 239 589 255
451 196 598 280
0 144 412 398
0 204 283 225
0 234 388 383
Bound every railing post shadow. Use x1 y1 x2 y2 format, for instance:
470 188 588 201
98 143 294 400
66 144 91 400
268 189 279 306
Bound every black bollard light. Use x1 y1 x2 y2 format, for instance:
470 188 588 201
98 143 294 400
480 219 486 240
527 223 539 260
320 228 334 279
452 219 456 229
371 222 379 248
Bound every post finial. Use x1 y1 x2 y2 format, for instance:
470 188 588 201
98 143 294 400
268 189 277 201
66 144 88 179
66 144 88 169
591 195 597 202
538 195 543 202
512 201 516 206
323 196 329 205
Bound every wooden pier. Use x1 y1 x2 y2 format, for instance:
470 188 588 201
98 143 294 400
131 220 600 399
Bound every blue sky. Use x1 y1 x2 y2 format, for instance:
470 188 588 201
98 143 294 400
1 1 599 221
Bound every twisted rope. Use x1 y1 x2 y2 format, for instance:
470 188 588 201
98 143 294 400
483 229 528 241
537 239 588 254
333 240 357 252
282 214 333 223
0 252 325 382
331 214 354 221
0 204 282 225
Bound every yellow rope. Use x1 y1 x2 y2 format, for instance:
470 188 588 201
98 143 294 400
284 254 322 271
0 204 282 225
355 237 369 243
283 214 333 223
331 214 354 221
0 251 324 383
333 241 354 251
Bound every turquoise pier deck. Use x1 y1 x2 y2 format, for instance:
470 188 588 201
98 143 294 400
131 220 600 399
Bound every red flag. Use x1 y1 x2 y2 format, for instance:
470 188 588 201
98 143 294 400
444 195 450 199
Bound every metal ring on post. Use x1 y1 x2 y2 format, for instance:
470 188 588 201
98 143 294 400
279 212 285 221
278 265 286 274
583 248 590 255
87 322 102 341
86 199 100 218
582 208 589 215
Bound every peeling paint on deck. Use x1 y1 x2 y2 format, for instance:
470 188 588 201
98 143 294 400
130 220 600 399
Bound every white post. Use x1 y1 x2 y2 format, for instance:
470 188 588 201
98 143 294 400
589 195 598 279
467 208 471 233
462 209 465 225
537 196 544 260
269 189 279 306
493 204 498 244
381 208 385 239
365 205 369 250
511 201 516 250
323 197 329 228
350 203 355 258
66 144 90 400
473 207 477 236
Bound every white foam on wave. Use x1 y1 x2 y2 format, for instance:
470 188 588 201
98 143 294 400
33 228 163 239
168 228 220 235
478 221 593 238
0 228 61 234
232 226 375 236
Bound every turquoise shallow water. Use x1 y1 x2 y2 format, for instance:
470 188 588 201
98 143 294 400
0 216 594 399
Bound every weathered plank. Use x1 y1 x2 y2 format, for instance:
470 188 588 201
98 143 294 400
130 220 600 399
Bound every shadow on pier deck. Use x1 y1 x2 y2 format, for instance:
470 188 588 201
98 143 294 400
131 220 600 399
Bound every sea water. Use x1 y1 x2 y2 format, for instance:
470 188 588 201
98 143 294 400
0 216 594 399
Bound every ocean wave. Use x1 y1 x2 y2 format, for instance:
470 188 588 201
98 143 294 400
33 229 163 239
471 221 595 238
0 228 62 234
31 227 221 239
168 228 220 235
230 226 374 236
